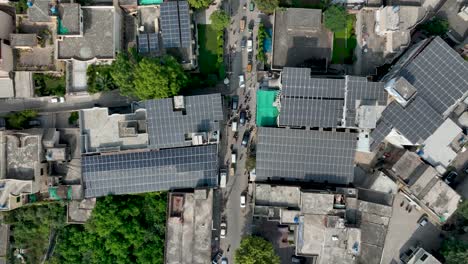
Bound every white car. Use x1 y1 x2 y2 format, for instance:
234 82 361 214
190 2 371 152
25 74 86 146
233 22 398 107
220 222 227 238
240 194 246 208
238 74 245 88
247 39 253 52
221 258 228 264
50 97 65 103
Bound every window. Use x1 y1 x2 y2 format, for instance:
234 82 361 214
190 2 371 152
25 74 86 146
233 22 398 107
16 197 21 203
40 168 44 175
420 254 428 261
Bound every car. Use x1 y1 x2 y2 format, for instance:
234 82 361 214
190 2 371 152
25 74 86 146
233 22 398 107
239 110 247 125
247 51 253 62
238 74 245 88
240 194 246 208
241 37 247 49
231 152 237 164
247 39 253 52
417 215 428 227
50 96 65 103
219 170 227 188
221 257 228 264
231 96 239 110
249 1 255 11
220 222 227 238
232 120 238 132
444 171 458 185
241 131 250 147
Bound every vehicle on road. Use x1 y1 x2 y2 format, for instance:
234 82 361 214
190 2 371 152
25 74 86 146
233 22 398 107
221 258 228 264
220 222 227 238
248 20 254 33
249 1 254 11
241 37 247 49
232 120 238 132
231 152 237 164
241 131 250 147
240 194 246 208
238 75 245 88
417 215 428 227
240 17 246 32
231 96 239 110
239 110 247 125
247 39 253 52
248 51 253 62
50 97 65 103
219 170 227 188
444 171 458 185
247 63 252 72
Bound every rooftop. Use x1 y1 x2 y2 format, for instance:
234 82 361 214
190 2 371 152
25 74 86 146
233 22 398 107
79 107 148 153
82 145 218 198
67 198 96 224
254 184 301 208
160 1 191 49
27 0 53 22
146 94 223 149
0 179 33 210
165 189 213 264
58 3 81 35
256 127 357 185
10 34 38 47
57 7 116 60
272 9 332 70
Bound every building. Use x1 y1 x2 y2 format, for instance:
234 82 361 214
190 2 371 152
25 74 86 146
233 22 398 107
0 10 15 98
137 0 196 69
389 151 461 223
371 37 468 170
253 184 393 264
255 127 357 185
146 94 223 149
165 189 213 264
67 198 96 224
272 9 333 71
278 67 388 129
401 247 441 264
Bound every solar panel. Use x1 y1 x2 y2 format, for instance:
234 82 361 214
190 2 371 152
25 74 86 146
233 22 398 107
370 120 393 151
256 127 357 184
148 33 159 52
279 97 343 127
146 94 224 149
82 145 219 198
160 1 181 48
178 1 191 48
138 34 149 53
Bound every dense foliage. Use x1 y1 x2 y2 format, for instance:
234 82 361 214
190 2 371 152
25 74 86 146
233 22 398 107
14 0 29 14
6 110 38 129
4 203 66 264
324 5 348 32
441 238 468 264
458 200 468 220
188 0 212 9
253 0 279 14
68 111 79 125
420 17 450 36
112 52 187 100
234 236 280 264
87 64 116 94
50 193 167 264
33 74 66 96
257 23 267 63
210 10 230 31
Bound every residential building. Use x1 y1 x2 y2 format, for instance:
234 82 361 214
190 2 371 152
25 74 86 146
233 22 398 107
165 189 214 264
389 151 461 224
0 10 15 98
401 247 441 264
371 37 468 171
253 183 393 264
272 9 333 71
67 198 96 224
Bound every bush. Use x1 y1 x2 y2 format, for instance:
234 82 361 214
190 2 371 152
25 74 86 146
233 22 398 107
6 110 38 129
254 0 279 14
33 74 66 96
324 5 348 32
210 10 230 31
87 64 116 94
257 23 267 63
235 236 280 264
68 112 79 125
420 17 450 36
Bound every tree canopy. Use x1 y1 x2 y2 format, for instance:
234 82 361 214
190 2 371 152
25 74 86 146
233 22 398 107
87 64 117 94
441 238 468 264
234 236 280 264
458 200 468 220
51 193 167 264
187 0 212 9
6 110 38 129
111 52 188 100
420 17 450 36
324 5 348 32
253 0 279 14
210 10 230 31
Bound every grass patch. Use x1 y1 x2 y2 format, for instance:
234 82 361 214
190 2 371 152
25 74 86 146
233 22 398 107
280 0 328 9
197 24 219 75
331 15 356 64
33 73 66 96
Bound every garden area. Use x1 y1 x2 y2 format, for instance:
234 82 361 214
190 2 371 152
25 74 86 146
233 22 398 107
33 73 66 96
197 24 220 76
331 15 356 64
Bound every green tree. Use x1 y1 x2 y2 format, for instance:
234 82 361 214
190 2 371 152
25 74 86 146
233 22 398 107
324 5 348 32
420 17 450 36
110 52 136 94
441 238 468 264
458 200 468 219
210 10 230 31
6 110 38 129
254 0 279 14
51 193 167 264
68 111 79 125
87 64 117 94
234 236 280 264
188 0 212 9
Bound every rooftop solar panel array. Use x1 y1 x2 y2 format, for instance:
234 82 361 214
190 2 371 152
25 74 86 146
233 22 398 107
146 94 224 149
148 33 159 52
280 97 343 127
369 120 392 151
398 37 468 114
82 145 219 198
138 34 149 53
256 127 357 184
160 1 191 48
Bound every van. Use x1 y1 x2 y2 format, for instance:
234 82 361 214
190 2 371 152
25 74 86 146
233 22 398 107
231 152 237 163
219 170 227 188
232 121 238 132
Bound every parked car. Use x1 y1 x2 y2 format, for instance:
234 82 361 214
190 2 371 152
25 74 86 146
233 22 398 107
444 171 458 185
239 110 247 125
219 170 227 188
231 96 239 110
241 131 250 147
231 152 237 164
238 74 245 88
220 222 227 238
240 194 246 208
50 97 65 103
241 37 247 49
249 1 255 11
221 258 228 264
232 120 238 132
417 215 428 227
247 39 253 52
248 51 253 62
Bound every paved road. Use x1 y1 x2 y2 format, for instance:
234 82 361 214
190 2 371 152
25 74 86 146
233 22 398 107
219 0 259 262
0 90 131 115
